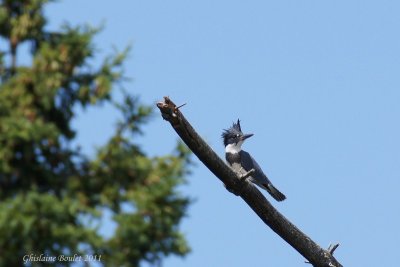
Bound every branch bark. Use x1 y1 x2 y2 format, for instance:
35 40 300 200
156 96 342 267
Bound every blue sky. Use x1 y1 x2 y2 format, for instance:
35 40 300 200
42 1 400 266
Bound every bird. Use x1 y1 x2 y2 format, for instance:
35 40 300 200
222 119 286 201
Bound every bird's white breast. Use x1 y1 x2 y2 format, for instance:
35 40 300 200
225 141 243 154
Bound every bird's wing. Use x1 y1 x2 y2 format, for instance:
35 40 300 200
239 150 271 184
239 151 287 201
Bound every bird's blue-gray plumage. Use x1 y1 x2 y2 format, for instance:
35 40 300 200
222 119 286 201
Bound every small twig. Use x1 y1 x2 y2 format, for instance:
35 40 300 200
328 243 340 255
175 102 187 111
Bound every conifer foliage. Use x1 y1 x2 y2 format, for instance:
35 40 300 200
0 1 191 266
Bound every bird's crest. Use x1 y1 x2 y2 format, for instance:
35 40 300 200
221 119 243 145
233 119 241 132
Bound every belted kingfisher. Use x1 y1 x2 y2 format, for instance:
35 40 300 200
222 119 286 201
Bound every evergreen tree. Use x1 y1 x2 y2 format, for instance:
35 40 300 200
0 1 191 266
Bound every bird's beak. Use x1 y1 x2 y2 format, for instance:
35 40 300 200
241 133 254 141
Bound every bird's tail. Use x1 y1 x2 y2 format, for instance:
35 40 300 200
263 183 286 202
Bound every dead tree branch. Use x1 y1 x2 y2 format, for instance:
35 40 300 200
156 96 342 267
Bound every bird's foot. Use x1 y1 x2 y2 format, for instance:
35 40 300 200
239 168 255 181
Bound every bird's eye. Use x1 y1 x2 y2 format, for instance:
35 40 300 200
236 134 240 137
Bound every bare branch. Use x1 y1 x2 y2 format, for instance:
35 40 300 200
306 243 340 265
156 96 342 267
